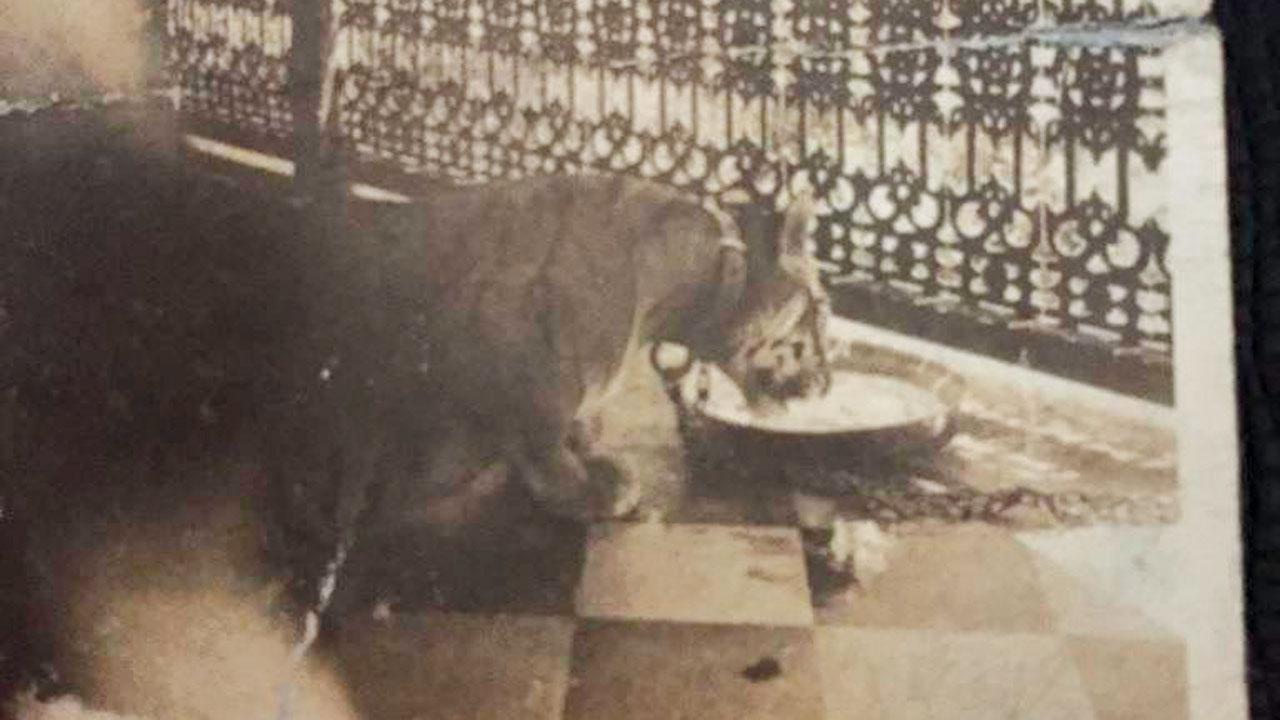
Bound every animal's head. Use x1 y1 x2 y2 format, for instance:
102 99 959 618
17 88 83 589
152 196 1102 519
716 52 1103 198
715 194 833 407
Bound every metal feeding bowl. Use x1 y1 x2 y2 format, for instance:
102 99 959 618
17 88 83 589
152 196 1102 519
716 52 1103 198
681 340 966 479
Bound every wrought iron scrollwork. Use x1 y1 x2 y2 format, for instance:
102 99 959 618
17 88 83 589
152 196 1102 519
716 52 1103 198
167 0 1176 373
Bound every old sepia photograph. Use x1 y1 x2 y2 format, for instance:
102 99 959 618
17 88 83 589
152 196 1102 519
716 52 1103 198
0 0 1248 719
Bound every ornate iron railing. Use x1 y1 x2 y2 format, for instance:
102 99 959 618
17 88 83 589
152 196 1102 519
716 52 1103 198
166 0 293 137
164 0 1175 401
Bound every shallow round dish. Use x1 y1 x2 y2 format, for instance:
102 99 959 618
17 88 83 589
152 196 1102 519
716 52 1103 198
682 339 965 474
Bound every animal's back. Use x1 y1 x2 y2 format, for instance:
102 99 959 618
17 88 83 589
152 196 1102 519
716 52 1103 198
378 175 721 425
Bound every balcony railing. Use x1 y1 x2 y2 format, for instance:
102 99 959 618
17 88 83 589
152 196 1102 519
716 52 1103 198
162 0 1175 403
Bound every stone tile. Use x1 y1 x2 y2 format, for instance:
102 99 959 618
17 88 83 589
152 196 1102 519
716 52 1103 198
576 522 814 626
1028 554 1173 639
563 620 824 720
816 627 1095 720
814 525 1055 633
1017 526 1183 638
332 612 575 720
1065 635 1188 720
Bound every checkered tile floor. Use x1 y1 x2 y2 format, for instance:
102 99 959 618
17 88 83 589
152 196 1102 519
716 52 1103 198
327 507 1188 720
318 345 1185 720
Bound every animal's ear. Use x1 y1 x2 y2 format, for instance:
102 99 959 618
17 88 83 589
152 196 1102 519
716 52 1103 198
777 190 816 261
